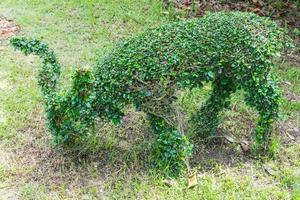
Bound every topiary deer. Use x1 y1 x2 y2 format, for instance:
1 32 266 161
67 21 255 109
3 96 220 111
10 12 291 174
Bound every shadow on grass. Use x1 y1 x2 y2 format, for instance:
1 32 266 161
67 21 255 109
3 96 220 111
14 108 156 188
12 95 298 191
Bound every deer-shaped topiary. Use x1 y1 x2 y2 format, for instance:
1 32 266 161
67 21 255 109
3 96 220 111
11 12 291 175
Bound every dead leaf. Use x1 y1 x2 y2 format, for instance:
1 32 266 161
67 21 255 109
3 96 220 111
284 81 292 86
264 166 276 176
285 132 295 140
188 173 197 188
0 17 19 40
239 140 250 152
224 134 236 143
287 3 297 9
250 7 263 15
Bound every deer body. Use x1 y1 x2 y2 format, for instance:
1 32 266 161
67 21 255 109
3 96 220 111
11 12 289 173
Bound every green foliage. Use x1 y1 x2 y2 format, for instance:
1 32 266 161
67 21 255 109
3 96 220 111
47 69 96 147
10 38 60 96
148 114 193 176
263 135 281 159
10 11 292 173
10 38 96 148
93 11 291 149
191 77 236 139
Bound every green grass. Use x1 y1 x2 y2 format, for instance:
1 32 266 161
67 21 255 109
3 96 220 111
0 0 300 199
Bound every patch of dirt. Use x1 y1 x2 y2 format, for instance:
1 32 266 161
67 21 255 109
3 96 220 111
167 0 300 26
277 120 300 142
0 188 19 200
0 16 19 45
193 141 246 168
0 149 14 168
8 109 151 194
284 91 300 101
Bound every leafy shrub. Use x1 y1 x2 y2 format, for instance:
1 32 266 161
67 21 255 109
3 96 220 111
11 11 291 173
10 39 96 147
148 114 193 175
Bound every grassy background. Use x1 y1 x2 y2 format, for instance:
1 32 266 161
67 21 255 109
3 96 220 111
0 0 299 199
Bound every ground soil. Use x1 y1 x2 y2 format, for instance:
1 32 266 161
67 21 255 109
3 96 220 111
0 16 19 45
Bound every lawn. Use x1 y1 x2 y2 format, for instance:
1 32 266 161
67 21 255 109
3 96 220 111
0 0 299 199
